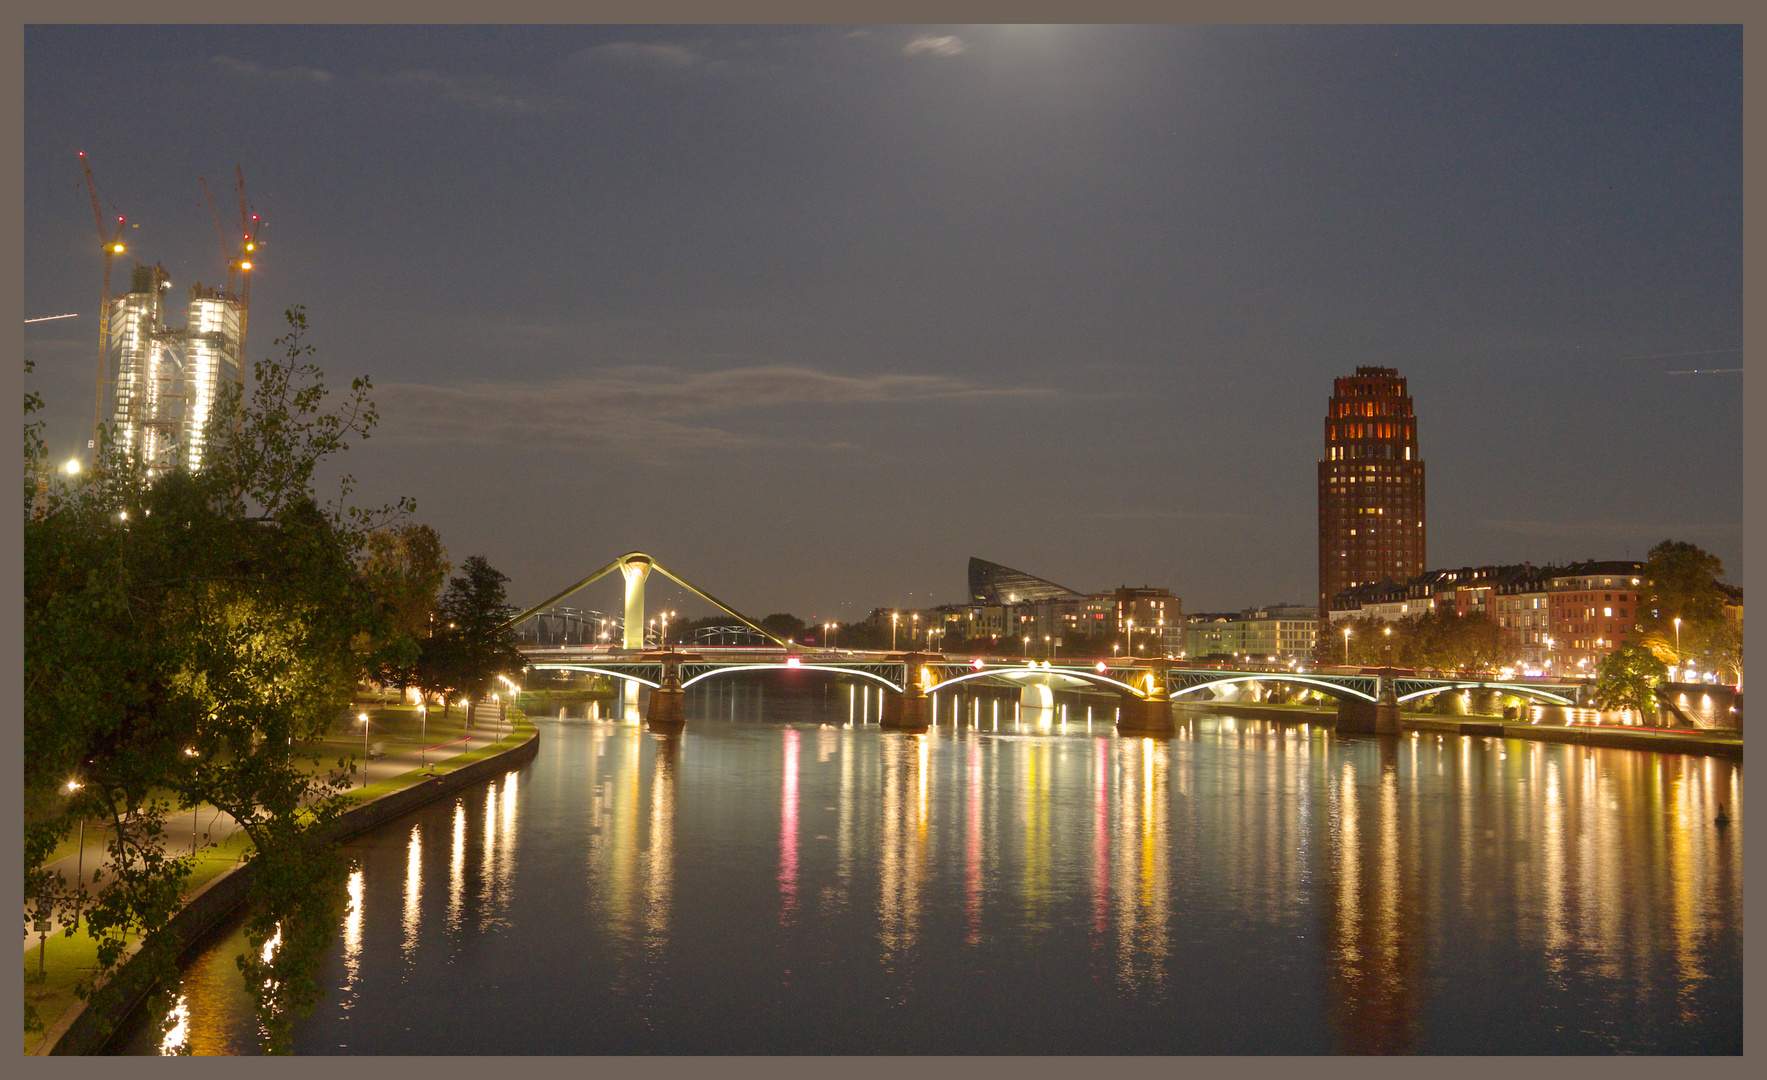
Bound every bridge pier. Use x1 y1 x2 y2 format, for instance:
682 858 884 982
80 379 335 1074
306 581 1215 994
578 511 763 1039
881 651 932 732
1115 658 1176 736
1116 694 1175 735
1337 686 1400 734
643 650 693 732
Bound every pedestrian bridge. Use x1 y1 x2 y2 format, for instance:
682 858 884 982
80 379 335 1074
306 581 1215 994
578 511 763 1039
507 552 1587 734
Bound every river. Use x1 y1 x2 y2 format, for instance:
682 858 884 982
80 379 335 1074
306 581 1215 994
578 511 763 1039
110 680 1743 1054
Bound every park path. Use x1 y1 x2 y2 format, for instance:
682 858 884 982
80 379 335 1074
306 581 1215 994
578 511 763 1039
24 714 515 953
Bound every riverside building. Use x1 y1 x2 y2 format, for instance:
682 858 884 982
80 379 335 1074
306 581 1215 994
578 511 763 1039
1318 366 1426 617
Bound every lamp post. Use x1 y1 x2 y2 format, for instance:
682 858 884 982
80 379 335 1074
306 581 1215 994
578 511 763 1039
1674 617 1682 678
359 712 371 787
66 780 84 928
1343 627 1352 666
1126 619 1135 657
892 612 899 651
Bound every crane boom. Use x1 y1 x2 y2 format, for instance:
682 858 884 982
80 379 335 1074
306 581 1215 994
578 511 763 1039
198 177 236 295
79 152 126 457
233 166 257 378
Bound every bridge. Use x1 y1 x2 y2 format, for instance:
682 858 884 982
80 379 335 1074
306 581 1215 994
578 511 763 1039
507 552 1589 735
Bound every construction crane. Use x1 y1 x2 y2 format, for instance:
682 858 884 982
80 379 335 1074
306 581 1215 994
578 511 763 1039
198 168 258 436
79 151 127 456
233 166 259 372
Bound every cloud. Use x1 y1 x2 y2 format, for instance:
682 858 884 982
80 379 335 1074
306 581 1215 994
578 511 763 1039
1484 519 1742 539
903 35 968 58
573 41 701 69
374 364 1046 456
1088 509 1240 522
212 55 332 83
380 69 543 114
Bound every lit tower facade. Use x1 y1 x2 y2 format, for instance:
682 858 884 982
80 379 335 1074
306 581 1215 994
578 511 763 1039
1318 366 1425 617
105 263 242 474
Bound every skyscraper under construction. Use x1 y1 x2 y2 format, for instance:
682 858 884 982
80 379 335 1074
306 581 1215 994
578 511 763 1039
1318 366 1425 617
103 263 242 474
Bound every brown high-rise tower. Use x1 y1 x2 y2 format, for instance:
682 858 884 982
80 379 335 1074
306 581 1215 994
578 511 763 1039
1318 367 1425 617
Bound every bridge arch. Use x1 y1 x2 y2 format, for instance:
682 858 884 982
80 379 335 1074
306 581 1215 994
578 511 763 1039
679 664 905 694
1394 682 1576 706
527 664 662 690
1170 674 1378 703
930 666 1155 699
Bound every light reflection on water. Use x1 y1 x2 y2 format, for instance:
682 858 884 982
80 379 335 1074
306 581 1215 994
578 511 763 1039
111 689 1742 1054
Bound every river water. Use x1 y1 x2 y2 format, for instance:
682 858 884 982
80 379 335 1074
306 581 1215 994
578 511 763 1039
112 681 1742 1054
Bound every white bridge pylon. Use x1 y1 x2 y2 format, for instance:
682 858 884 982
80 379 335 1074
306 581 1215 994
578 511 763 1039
508 551 794 719
505 551 792 650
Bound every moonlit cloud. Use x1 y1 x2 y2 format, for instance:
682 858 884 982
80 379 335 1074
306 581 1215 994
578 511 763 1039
570 42 700 69
903 35 968 58
212 55 332 83
380 69 544 114
375 365 1048 455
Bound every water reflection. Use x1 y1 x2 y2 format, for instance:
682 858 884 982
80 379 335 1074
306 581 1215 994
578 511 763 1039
646 732 677 945
111 709 1743 1055
1113 737 1170 994
781 729 799 921
401 827 420 961
879 733 926 959
1324 741 1425 1053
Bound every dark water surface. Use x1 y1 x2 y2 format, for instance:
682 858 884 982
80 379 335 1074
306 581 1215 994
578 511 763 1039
114 684 1742 1054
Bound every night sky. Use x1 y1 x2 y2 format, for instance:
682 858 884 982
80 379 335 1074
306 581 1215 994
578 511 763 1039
23 25 1742 622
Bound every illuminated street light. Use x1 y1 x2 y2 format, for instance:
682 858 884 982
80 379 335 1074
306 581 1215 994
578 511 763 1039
66 779 86 926
358 712 371 787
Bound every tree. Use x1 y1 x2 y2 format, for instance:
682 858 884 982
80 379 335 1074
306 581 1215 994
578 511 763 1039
24 307 406 1049
1641 540 1726 628
1590 644 1669 719
362 523 450 696
414 555 522 712
760 612 807 642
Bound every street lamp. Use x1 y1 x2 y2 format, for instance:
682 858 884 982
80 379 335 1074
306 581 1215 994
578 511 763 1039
1126 619 1135 657
1674 617 1682 677
892 612 899 651
358 712 371 787
1343 627 1352 666
66 779 85 927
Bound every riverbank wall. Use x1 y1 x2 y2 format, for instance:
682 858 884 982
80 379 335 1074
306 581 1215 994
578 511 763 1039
41 721 539 1056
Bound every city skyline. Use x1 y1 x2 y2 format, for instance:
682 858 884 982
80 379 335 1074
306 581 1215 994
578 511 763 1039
23 25 1742 616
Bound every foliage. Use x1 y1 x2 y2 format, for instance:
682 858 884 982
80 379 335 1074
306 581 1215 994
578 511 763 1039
362 523 451 694
760 612 808 641
1590 643 1669 717
1635 540 1742 686
413 555 523 710
1641 540 1726 629
24 307 405 1050
1321 610 1517 671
